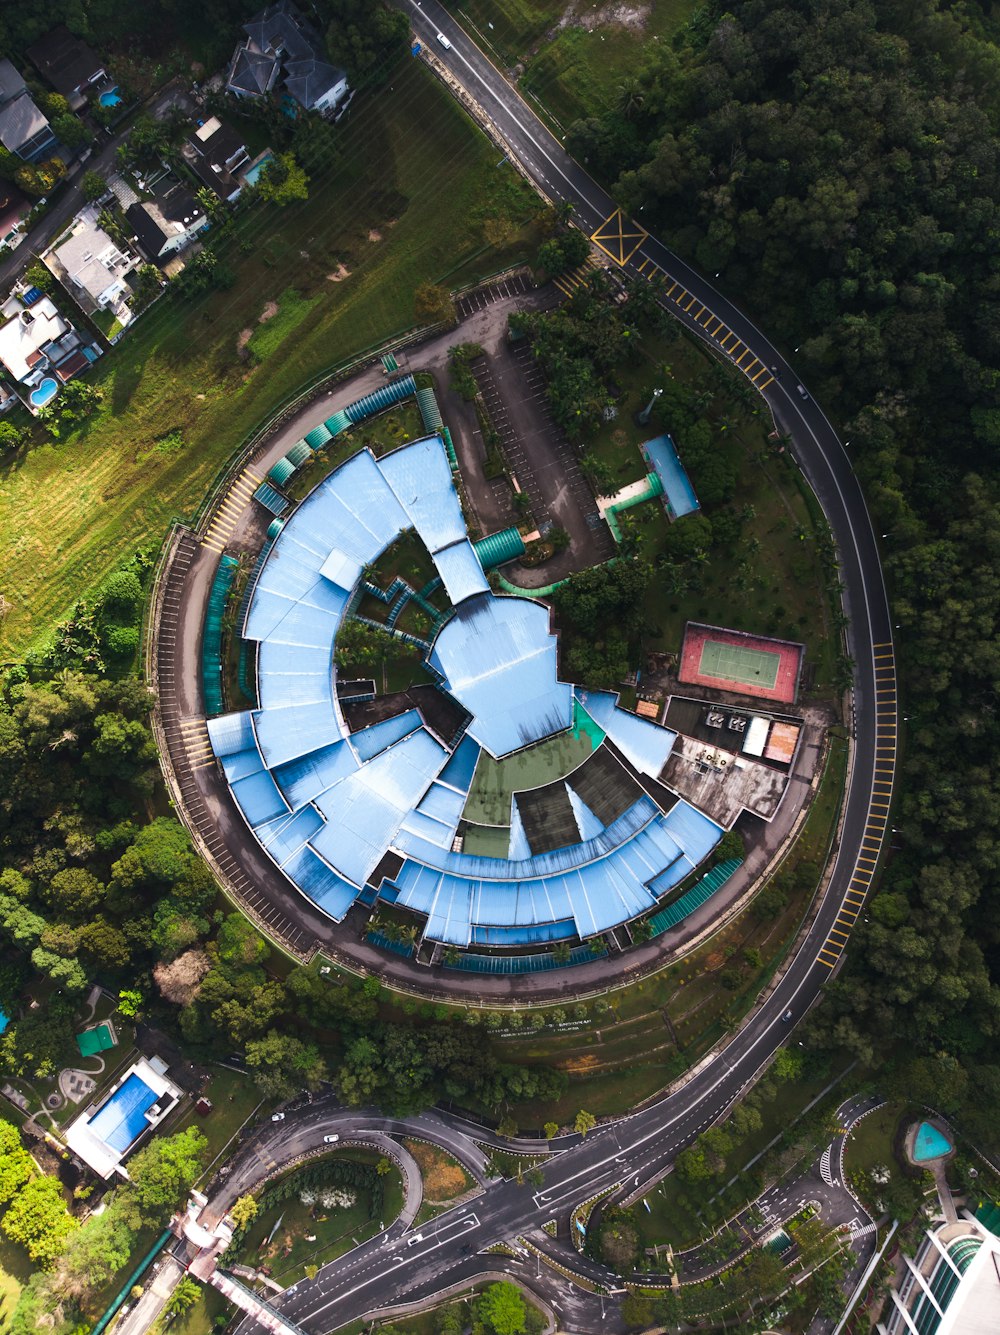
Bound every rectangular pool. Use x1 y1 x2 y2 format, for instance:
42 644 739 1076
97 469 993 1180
86 1072 158 1152
641 434 700 519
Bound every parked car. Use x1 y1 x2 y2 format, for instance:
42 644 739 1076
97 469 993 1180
271 1111 285 1122
324 1134 340 1143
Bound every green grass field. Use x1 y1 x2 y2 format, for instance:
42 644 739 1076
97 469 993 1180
456 0 698 129
0 61 540 657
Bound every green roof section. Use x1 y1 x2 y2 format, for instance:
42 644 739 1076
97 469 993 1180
474 527 526 570
286 439 312 467
304 423 332 449
416 386 443 432
267 456 296 487
253 481 289 516
441 425 459 470
202 555 239 718
649 857 744 936
324 408 353 436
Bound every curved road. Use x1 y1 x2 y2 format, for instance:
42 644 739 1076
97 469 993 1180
222 8 897 1329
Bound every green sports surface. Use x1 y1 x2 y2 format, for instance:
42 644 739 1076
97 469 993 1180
699 639 781 690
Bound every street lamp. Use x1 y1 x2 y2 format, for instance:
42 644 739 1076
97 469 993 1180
637 387 662 426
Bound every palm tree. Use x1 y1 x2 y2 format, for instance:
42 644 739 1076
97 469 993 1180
616 77 645 120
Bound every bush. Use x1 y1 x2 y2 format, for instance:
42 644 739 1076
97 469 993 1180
106 625 139 659
100 570 143 612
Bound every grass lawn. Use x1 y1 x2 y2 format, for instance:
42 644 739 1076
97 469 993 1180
0 59 542 659
403 1139 473 1202
456 0 698 129
0 1232 32 1317
169 1066 263 1185
237 1151 401 1284
842 1101 908 1180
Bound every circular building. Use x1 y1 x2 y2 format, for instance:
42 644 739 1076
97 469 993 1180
206 434 727 959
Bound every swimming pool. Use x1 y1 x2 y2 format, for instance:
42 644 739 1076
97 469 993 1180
243 152 274 187
87 1072 159 1152
914 1121 953 1162
0 1010 8 1034
99 86 122 108
641 434 700 518
29 378 58 409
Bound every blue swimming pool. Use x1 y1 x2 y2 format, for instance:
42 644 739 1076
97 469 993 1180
914 1121 953 1162
87 1073 158 1152
0 1010 8 1034
99 86 122 108
641 434 700 518
243 152 274 187
29 378 58 409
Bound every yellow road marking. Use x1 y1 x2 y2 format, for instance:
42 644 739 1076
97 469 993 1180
736 349 753 368
706 317 723 336
666 281 679 298
591 208 648 265
757 375 775 391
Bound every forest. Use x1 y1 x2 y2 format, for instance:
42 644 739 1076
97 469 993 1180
557 0 1000 1143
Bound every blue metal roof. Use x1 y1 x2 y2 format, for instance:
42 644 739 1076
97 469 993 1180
432 539 490 605
429 594 572 759
575 690 676 777
209 437 726 950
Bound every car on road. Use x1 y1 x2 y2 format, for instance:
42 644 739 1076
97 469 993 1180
324 1134 340 1143
796 384 809 400
271 1111 285 1122
782 1009 793 1022
436 32 452 49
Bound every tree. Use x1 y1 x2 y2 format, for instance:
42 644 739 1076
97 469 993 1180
128 263 163 314
165 1277 201 1315
620 1292 653 1328
81 170 107 202
0 421 28 452
1 1175 77 1264
229 1195 259 1231
0 1121 33 1204
543 1121 559 1140
121 1128 207 1229
324 1 410 84
245 1029 327 1099
478 1281 526 1335
117 988 143 1018
153 949 211 1005
51 113 91 150
414 282 455 326
574 1110 597 1138
256 152 309 206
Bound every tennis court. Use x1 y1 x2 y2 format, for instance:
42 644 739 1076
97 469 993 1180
699 640 781 691
679 622 804 704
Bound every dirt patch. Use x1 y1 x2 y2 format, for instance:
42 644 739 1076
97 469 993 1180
237 328 253 354
558 0 650 33
558 1053 601 1075
703 950 726 971
327 264 351 282
403 1139 469 1201
258 301 279 323
368 228 383 243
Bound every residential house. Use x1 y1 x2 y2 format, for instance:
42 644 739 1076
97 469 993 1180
0 181 30 250
226 0 349 117
0 60 56 162
126 190 208 262
42 204 140 328
0 288 101 409
182 117 250 203
26 27 106 111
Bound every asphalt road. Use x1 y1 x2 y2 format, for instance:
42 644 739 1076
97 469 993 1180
214 7 900 1330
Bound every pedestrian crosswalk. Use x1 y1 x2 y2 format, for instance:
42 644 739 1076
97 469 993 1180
178 716 216 773
202 466 264 555
817 640 897 970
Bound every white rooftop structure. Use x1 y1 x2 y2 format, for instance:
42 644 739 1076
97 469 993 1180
65 1056 182 1179
0 294 67 382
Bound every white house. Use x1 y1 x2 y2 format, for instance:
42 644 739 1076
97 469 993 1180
0 289 101 407
43 204 139 324
226 0 349 117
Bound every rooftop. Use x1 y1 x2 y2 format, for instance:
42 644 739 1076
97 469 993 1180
64 1056 182 1179
26 26 104 100
0 295 68 381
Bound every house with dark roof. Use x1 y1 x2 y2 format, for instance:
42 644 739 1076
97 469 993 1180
26 27 106 110
126 190 208 262
0 60 56 162
181 117 251 203
226 1 349 116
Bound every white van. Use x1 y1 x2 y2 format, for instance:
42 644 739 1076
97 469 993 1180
436 32 452 50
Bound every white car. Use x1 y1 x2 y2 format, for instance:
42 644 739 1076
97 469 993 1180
324 1134 340 1144
436 32 452 50
271 1111 285 1122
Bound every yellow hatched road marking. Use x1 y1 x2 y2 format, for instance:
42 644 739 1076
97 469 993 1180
666 281 679 297
691 303 705 319
698 308 713 325
751 366 770 384
757 376 775 391
736 349 753 368
830 927 849 941
705 317 723 335
721 333 739 351
682 295 696 312
674 288 689 304
728 341 746 359
818 951 839 967
817 955 835 969
637 257 651 274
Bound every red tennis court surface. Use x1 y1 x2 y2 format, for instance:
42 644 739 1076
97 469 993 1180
679 622 803 704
